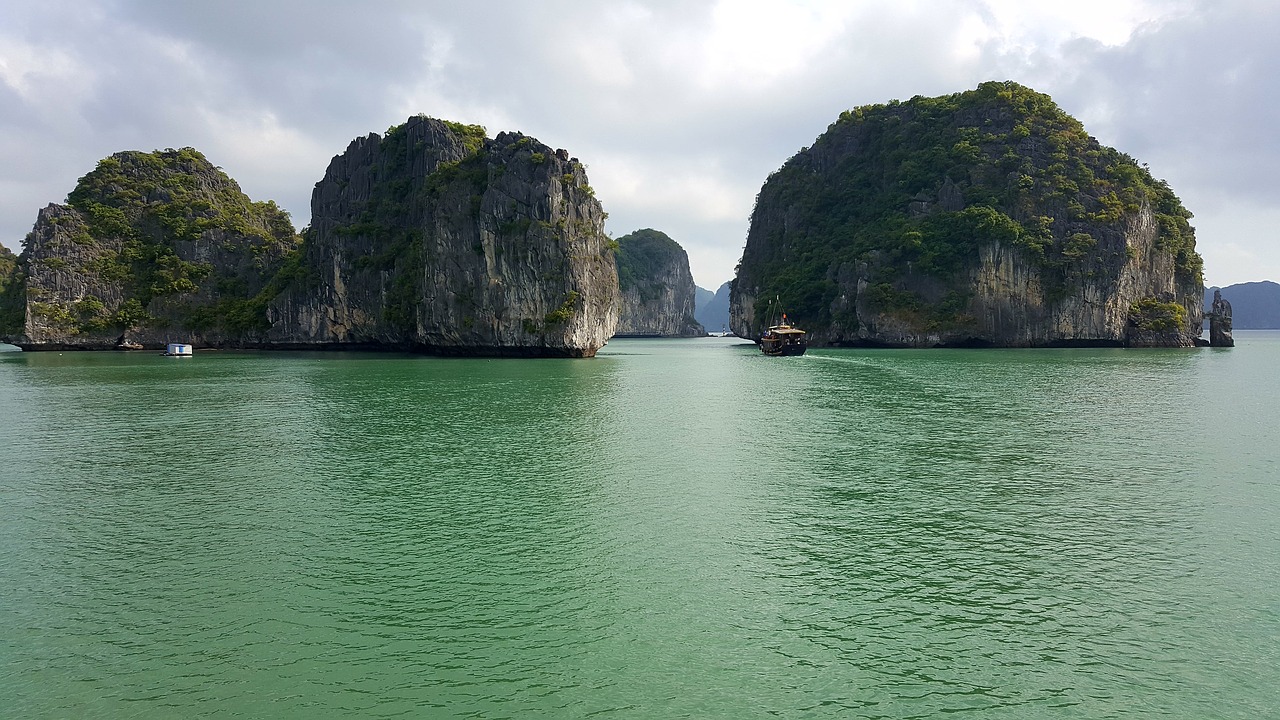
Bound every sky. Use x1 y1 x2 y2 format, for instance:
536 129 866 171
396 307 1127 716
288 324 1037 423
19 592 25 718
2 0 1276 291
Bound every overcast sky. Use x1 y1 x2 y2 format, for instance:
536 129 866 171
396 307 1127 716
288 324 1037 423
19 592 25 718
2 0 1275 290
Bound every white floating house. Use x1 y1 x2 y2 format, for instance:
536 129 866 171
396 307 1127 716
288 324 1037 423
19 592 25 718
164 343 194 356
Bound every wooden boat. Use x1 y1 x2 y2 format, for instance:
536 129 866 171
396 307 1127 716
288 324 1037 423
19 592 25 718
760 321 807 356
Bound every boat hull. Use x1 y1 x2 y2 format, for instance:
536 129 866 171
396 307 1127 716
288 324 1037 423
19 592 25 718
760 341 807 356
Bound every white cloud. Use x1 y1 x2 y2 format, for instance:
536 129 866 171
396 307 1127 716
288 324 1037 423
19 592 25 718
596 153 746 224
695 1 858 89
193 109 332 220
977 0 1186 48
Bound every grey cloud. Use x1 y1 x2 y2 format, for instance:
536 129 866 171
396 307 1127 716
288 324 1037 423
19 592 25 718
1011 3 1280 199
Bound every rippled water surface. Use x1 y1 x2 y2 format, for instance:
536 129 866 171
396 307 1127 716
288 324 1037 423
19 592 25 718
2 335 1278 718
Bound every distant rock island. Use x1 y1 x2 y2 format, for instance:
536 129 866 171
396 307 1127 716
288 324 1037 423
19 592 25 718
1204 281 1280 329
731 81 1210 348
695 281 731 334
613 228 703 337
0 117 620 356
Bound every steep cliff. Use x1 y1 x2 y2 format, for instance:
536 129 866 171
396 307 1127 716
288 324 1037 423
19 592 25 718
7 148 300 349
731 82 1205 348
266 116 619 356
613 228 703 337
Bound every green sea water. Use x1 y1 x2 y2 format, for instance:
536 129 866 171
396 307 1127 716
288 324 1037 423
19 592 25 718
1 334 1277 718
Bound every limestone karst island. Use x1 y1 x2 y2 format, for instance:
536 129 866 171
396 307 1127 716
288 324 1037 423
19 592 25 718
0 82 1234 354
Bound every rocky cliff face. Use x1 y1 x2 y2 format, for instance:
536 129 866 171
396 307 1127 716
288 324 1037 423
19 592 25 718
613 228 703 337
6 148 300 350
266 116 619 356
4 119 619 357
731 82 1204 348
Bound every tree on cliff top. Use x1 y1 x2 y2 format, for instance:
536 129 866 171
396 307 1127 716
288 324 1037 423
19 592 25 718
736 80 1202 333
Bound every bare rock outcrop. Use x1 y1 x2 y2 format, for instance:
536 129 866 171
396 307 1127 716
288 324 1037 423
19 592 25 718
1209 289 1234 347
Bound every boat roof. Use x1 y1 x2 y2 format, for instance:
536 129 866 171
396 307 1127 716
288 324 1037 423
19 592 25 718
767 324 806 335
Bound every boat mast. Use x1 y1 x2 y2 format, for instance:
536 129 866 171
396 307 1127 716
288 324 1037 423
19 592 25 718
760 294 779 340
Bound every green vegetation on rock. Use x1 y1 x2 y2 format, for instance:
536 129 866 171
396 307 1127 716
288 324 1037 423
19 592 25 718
544 290 580 325
738 81 1203 334
179 247 309 334
69 149 294 245
42 147 301 335
616 229 686 288
0 245 27 336
442 121 487 155
1128 297 1187 332
615 228 686 294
